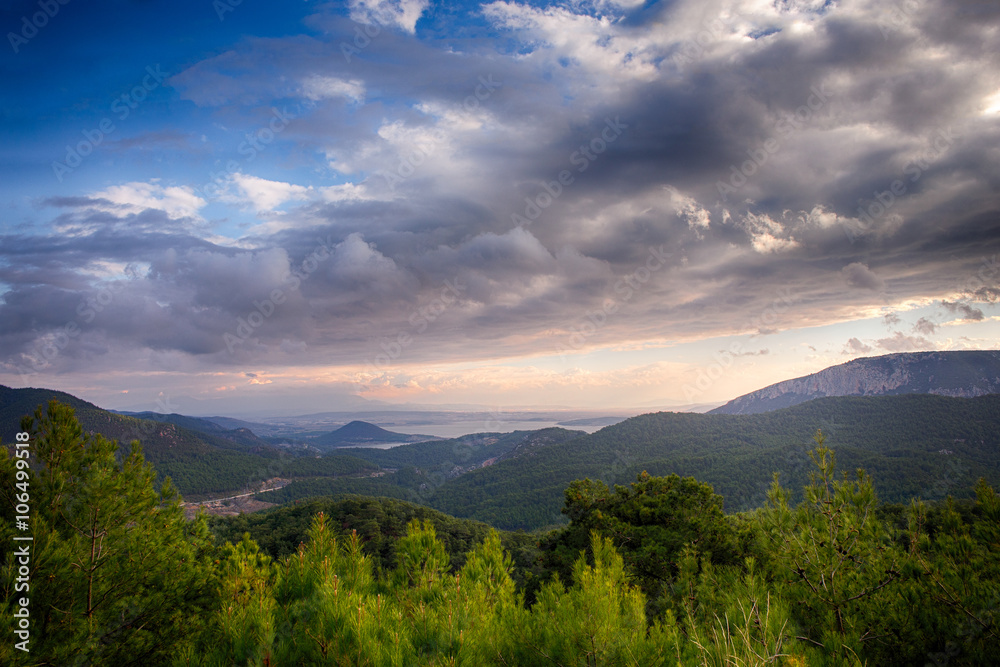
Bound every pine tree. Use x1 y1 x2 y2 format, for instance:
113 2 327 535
0 401 216 666
760 432 903 663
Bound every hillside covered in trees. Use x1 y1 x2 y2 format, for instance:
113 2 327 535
3 400 1000 665
278 394 1000 531
7 386 999 531
0 385 381 500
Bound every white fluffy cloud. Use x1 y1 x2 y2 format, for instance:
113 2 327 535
348 0 429 34
483 1 660 85
741 212 799 254
91 182 205 220
5 0 1000 405
230 174 312 212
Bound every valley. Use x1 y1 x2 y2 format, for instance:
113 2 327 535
5 350 1000 665
5 351 1000 530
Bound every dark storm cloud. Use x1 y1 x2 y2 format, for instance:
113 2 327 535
2 0 1000 377
841 262 885 291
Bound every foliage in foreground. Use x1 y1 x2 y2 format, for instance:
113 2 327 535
1 402 999 665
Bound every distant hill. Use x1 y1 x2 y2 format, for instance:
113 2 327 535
251 428 584 507
424 393 1000 530
199 415 281 435
0 385 375 499
710 350 1000 415
556 416 627 428
333 428 581 469
119 411 274 450
493 427 585 464
313 420 437 449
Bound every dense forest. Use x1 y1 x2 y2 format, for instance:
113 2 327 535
414 394 1000 529
3 400 999 664
255 394 1000 531
5 386 999 525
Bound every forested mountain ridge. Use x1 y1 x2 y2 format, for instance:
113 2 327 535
117 410 275 450
710 350 1000 414
4 401 999 666
0 385 376 499
331 427 582 470
7 384 1000 535
425 393 1000 530
493 427 585 464
252 428 585 508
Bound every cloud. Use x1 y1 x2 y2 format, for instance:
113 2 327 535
301 75 365 104
730 348 769 357
941 299 985 321
482 1 660 86
667 187 712 233
4 0 1000 402
349 0 429 34
842 262 885 291
229 174 312 212
325 232 412 293
90 182 205 220
844 337 873 354
874 332 934 352
971 286 1000 302
740 212 799 254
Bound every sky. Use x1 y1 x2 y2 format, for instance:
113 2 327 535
1 0 999 416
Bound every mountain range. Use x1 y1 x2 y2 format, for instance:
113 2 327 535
4 350 1000 528
0 385 377 499
710 350 1000 414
